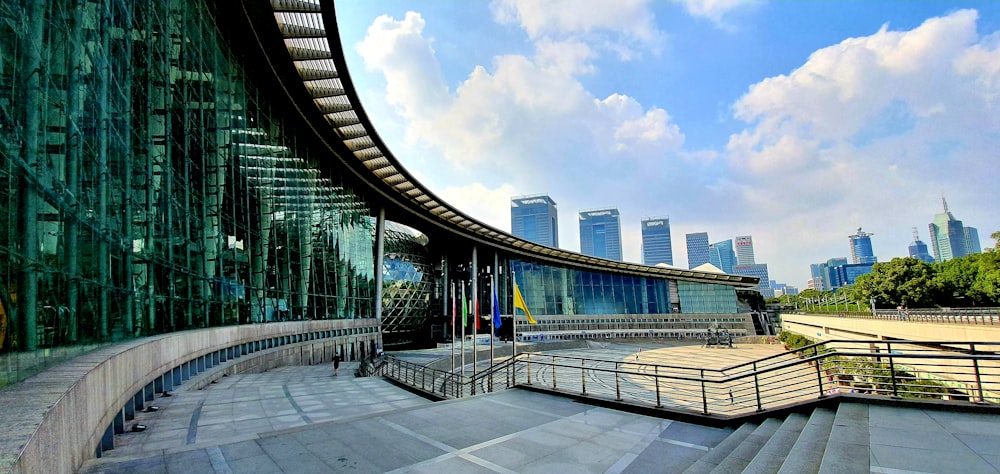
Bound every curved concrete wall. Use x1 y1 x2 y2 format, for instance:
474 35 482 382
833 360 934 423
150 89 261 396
2 320 378 474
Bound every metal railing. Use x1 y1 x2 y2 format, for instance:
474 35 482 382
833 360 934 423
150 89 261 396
785 308 1000 325
376 340 1000 417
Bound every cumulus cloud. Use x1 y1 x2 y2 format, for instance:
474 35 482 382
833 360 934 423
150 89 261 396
724 9 999 283
436 182 519 232
671 0 758 25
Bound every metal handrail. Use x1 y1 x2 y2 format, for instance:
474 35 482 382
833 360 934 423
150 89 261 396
378 340 1000 417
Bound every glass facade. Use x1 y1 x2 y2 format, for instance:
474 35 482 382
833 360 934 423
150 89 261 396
686 232 710 269
709 239 736 273
510 195 558 247
379 224 433 344
579 208 622 261
0 0 376 382
848 227 877 264
509 259 738 316
733 264 774 298
641 217 673 266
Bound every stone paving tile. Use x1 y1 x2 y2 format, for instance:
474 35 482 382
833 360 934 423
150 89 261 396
77 344 1000 474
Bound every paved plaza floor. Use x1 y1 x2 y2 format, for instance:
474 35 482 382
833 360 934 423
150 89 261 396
78 342 1000 473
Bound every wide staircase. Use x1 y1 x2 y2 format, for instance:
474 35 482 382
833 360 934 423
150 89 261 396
679 404 864 474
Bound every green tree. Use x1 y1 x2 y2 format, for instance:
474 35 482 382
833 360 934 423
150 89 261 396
991 230 1000 251
971 251 1000 303
933 254 983 306
852 257 937 308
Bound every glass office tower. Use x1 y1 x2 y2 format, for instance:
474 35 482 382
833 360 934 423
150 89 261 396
929 197 968 262
848 227 877 264
511 195 559 247
686 232 710 269
579 208 622 261
709 240 736 274
734 235 756 265
641 217 673 266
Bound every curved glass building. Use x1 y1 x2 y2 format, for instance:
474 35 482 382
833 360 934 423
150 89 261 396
0 0 759 381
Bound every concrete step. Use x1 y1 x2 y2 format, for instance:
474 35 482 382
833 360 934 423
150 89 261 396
682 422 759 474
707 417 783 474
777 407 835 474
818 403 870 474
743 412 809 474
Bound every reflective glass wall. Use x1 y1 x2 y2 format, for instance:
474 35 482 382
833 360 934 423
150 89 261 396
0 0 376 383
508 259 739 316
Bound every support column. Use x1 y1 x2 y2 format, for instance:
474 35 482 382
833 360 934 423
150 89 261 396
18 0 47 350
374 208 385 324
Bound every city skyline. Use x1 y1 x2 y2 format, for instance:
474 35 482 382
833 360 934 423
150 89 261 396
336 2 998 286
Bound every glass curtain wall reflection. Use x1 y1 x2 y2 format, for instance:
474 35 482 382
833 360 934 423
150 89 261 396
0 0 375 377
507 259 738 317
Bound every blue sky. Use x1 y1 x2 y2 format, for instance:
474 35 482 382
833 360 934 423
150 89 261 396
333 0 999 288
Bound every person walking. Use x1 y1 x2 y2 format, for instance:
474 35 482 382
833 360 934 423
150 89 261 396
333 353 341 376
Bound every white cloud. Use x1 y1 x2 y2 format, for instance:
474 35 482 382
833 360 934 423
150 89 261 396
723 9 999 284
671 0 758 25
491 0 660 41
436 182 519 233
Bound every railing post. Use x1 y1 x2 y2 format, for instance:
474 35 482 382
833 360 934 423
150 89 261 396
700 369 708 415
581 359 587 395
655 366 662 408
972 343 986 403
814 353 825 398
552 358 557 390
615 362 622 401
754 361 764 411
421 367 426 391
887 342 898 397
527 356 532 385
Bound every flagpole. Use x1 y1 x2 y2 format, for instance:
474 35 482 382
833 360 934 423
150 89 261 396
512 270 517 387
489 272 495 392
451 280 455 374
512 270 517 360
461 283 466 379
473 279 478 391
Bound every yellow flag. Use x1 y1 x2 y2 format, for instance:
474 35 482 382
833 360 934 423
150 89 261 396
512 278 537 324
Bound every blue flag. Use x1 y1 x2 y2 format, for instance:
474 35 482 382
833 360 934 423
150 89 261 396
492 286 502 330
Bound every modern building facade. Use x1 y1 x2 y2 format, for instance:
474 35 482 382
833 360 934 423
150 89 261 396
735 235 756 265
828 263 875 289
965 227 982 255
511 194 559 248
686 232 710 269
0 2 761 471
579 208 623 261
811 258 849 292
929 197 969 262
709 239 736 274
641 217 673 266
848 227 877 264
908 227 935 263
733 264 774 298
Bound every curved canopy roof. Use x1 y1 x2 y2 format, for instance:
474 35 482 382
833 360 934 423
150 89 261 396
250 0 758 288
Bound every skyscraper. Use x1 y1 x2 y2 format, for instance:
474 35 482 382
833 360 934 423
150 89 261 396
733 263 774 298
734 235 755 265
848 226 877 264
929 197 968 262
965 227 982 254
641 217 673 266
908 227 935 263
579 208 622 261
511 194 559 247
708 239 736 273
686 232 710 269
812 258 848 291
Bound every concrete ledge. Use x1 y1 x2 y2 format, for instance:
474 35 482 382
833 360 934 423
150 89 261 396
0 320 378 474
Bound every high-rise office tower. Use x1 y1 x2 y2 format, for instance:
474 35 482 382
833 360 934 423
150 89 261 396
908 227 935 263
733 263 773 298
510 194 559 247
686 232 710 269
965 227 982 254
848 226 877 264
812 258 848 291
579 208 622 261
928 197 968 262
735 235 755 265
641 217 673 266
708 239 736 273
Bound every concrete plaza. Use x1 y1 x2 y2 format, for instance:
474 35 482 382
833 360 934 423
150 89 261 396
78 343 1000 473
